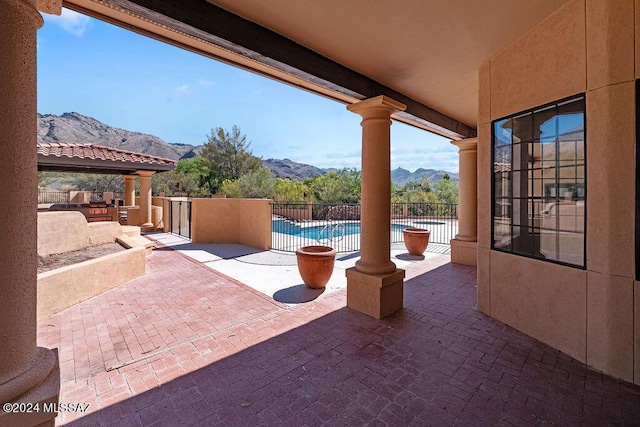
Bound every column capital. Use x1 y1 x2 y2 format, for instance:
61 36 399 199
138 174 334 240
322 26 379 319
451 137 478 152
135 170 155 177
7 0 43 26
37 0 62 15
347 96 407 118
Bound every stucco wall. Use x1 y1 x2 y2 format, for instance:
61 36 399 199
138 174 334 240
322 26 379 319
478 0 638 384
272 203 312 221
38 211 123 256
191 198 271 250
37 246 146 319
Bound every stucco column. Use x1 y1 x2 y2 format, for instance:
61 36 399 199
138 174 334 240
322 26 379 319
137 171 154 227
123 174 136 206
345 96 406 319
0 1 59 425
450 138 478 266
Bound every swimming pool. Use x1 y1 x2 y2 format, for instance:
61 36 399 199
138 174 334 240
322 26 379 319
272 219 407 239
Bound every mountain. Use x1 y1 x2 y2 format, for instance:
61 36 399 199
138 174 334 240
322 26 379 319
37 112 457 183
262 158 326 180
391 167 459 186
37 112 201 160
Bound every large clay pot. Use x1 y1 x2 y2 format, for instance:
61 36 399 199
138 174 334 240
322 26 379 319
402 228 430 255
296 245 336 289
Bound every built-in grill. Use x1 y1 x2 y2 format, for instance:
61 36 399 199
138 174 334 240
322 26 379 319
49 201 118 222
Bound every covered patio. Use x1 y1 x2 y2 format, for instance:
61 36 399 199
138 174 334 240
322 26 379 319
3 0 640 425
38 241 640 425
37 141 176 227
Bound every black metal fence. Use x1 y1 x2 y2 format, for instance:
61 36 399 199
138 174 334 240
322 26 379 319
169 199 192 239
390 202 458 246
38 191 127 204
38 191 69 204
271 202 458 253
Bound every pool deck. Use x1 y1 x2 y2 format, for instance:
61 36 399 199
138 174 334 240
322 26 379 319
36 235 640 426
149 233 450 303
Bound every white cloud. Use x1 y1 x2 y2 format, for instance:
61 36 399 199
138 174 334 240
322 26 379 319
171 84 192 101
44 8 91 37
197 79 215 89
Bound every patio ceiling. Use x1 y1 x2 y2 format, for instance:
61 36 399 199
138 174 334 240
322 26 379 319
37 142 177 174
63 0 568 139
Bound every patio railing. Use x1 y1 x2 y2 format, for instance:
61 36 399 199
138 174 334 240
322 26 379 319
38 191 69 204
271 202 458 253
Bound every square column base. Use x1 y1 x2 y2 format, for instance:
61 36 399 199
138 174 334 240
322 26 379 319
346 267 405 319
0 349 60 427
450 239 477 266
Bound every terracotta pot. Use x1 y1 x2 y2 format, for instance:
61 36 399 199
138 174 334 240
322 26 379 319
295 245 336 289
402 228 430 255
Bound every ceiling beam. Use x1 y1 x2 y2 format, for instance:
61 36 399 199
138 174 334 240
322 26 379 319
68 0 476 139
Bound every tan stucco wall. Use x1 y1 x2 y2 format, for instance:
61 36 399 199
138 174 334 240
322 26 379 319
159 197 171 232
37 211 123 255
37 211 90 255
191 198 271 250
37 246 146 319
272 203 312 221
37 212 146 319
87 221 123 246
478 0 638 384
68 191 92 204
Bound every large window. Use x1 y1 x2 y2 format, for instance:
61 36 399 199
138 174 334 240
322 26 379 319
492 95 586 268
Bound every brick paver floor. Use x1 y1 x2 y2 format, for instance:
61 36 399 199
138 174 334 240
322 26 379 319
37 246 640 426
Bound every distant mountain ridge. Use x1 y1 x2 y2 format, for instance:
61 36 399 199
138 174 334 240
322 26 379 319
262 158 326 180
390 167 458 186
37 112 457 184
37 112 202 160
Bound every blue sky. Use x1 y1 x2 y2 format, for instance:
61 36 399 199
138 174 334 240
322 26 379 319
37 8 458 173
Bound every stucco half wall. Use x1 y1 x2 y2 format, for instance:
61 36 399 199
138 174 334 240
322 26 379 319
38 211 124 255
190 198 271 250
477 0 638 385
37 246 146 319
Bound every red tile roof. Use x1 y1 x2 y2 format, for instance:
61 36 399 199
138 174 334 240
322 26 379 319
37 142 177 167
493 162 511 172
37 142 177 174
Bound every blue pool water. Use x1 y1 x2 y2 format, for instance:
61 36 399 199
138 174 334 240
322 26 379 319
273 220 407 239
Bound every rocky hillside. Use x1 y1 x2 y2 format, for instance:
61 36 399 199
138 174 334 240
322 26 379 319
37 112 457 183
262 158 326 180
391 167 459 186
37 112 201 160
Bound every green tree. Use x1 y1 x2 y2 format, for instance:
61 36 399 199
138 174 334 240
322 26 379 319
306 169 361 204
38 172 59 191
434 174 459 204
152 157 208 196
274 178 308 202
405 189 439 204
400 177 432 194
393 178 433 203
220 167 275 199
70 173 124 194
200 126 262 193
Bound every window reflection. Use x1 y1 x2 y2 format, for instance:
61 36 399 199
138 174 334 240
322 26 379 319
492 95 585 268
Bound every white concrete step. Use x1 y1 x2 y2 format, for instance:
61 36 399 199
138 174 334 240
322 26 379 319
117 234 153 256
121 225 141 237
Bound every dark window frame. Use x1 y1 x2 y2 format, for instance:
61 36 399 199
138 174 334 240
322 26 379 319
491 94 587 269
635 79 640 281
